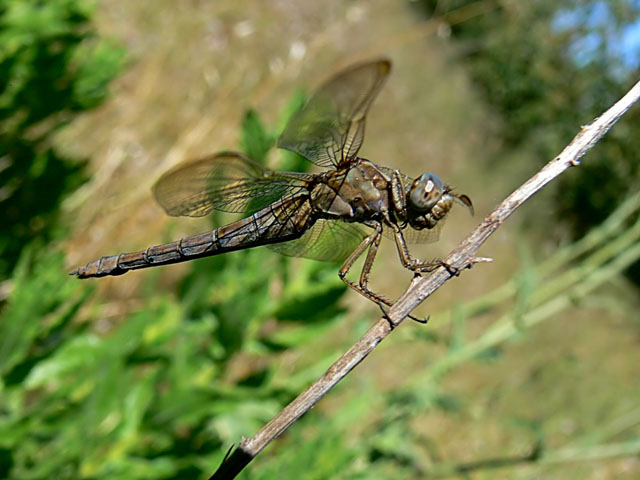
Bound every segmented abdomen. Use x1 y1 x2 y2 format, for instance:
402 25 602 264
71 194 313 278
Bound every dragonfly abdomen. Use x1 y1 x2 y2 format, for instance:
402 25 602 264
71 232 222 278
71 194 313 279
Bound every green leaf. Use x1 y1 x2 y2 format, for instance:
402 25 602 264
241 109 273 163
71 38 126 109
277 89 311 172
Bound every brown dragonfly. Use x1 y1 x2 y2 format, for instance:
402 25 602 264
72 59 473 312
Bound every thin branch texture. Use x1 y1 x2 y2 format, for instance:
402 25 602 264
210 79 640 480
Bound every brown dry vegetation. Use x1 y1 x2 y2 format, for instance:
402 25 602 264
57 0 639 478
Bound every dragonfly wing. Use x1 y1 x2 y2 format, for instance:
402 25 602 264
277 59 391 168
267 219 368 262
383 220 445 245
152 151 312 217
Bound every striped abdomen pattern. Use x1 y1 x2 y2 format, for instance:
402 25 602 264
72 194 313 278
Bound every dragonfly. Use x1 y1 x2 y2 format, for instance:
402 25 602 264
71 59 473 313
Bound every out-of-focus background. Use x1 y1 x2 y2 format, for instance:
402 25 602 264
2 0 640 478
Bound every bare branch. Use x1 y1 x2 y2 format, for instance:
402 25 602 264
209 78 640 479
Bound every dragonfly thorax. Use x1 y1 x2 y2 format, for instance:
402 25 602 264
311 160 391 221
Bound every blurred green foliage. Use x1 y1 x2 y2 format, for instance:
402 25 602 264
416 0 640 278
0 0 125 278
0 248 351 479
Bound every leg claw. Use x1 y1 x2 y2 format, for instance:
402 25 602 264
377 301 395 329
377 301 429 326
442 262 460 277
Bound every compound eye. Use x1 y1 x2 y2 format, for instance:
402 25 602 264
409 173 444 211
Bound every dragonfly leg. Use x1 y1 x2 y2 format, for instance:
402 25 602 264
339 223 394 307
390 223 460 275
340 223 428 324
358 224 381 291
390 170 408 226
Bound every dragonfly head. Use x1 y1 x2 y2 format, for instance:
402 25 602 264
408 173 444 212
406 173 473 230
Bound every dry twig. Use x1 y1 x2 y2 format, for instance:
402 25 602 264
210 79 640 479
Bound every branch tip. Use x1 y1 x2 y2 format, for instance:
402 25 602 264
470 256 493 265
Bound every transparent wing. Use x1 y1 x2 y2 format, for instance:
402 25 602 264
267 220 368 262
384 220 445 245
152 151 313 217
277 59 391 168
